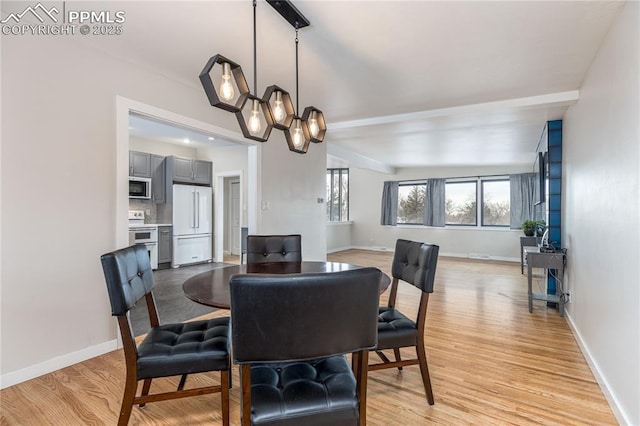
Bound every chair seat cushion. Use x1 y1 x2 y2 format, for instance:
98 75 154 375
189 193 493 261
249 355 359 426
137 317 230 380
377 307 417 350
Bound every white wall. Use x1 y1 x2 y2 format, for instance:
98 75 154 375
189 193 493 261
258 131 327 261
562 2 639 424
327 222 353 253
349 165 531 261
0 33 239 383
198 144 249 227
1 28 324 386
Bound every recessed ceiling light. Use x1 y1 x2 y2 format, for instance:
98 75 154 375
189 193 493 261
183 138 190 144
208 136 215 141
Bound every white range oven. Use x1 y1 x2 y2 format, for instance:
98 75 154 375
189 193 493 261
128 210 158 269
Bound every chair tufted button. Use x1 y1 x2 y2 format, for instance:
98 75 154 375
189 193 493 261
282 251 286 255
263 252 268 256
137 271 143 277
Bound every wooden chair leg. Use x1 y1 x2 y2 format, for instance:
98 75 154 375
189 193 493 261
177 374 188 391
416 344 434 405
221 370 230 426
118 374 137 426
393 348 403 371
240 365 252 426
139 378 152 407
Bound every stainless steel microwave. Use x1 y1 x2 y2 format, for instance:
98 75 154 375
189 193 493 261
129 177 151 199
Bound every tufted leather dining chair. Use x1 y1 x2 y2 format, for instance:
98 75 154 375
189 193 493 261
230 268 382 426
246 234 302 264
368 239 440 405
100 245 230 425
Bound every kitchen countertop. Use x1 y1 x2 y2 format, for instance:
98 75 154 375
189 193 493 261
129 223 173 228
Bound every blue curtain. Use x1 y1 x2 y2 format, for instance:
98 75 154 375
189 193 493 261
380 181 399 226
423 179 445 227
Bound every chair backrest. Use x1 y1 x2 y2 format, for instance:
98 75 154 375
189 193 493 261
100 244 155 316
230 268 381 364
246 234 302 264
391 239 439 293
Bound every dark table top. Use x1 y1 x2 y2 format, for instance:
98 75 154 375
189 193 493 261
182 261 391 309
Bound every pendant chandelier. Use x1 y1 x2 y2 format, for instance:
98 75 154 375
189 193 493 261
198 0 325 153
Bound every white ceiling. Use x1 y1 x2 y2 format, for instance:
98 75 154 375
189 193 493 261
129 113 237 149
91 1 624 169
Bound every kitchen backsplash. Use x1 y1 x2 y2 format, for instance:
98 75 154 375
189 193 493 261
129 199 158 223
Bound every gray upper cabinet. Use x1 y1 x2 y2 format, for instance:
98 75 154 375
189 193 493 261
166 156 212 186
171 157 195 183
151 155 166 203
193 160 212 185
129 151 152 177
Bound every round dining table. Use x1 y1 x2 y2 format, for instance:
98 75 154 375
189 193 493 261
182 261 391 309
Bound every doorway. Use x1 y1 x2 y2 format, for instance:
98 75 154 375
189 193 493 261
115 96 257 258
227 178 241 255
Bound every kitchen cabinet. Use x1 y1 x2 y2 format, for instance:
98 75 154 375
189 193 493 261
193 160 212 185
129 151 152 177
151 154 166 203
158 226 172 266
166 156 212 186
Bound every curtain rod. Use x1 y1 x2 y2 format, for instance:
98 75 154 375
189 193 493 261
397 173 518 184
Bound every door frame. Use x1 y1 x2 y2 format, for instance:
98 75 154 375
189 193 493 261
215 170 242 263
115 96 259 265
227 178 241 255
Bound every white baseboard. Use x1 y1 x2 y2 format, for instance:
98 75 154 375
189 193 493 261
350 245 394 252
565 313 631 426
339 246 519 263
327 246 355 254
1 339 118 390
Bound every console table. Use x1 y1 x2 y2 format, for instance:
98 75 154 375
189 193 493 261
520 236 541 274
525 247 566 316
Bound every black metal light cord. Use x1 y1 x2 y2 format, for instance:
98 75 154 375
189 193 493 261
253 0 257 94
295 25 299 115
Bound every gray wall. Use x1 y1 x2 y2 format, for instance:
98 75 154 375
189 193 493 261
562 2 639 424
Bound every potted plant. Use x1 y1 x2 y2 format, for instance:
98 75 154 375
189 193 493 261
522 220 546 236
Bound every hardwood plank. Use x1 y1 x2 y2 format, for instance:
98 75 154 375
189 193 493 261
0 250 616 425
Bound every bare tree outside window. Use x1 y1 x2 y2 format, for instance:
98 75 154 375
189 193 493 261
397 184 425 224
482 180 510 226
326 169 349 222
445 181 477 225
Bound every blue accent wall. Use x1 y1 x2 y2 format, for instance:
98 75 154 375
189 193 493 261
546 120 562 297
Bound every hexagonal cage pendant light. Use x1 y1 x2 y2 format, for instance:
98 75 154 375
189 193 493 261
199 54 249 112
263 85 295 130
302 106 326 143
283 27 311 153
199 0 325 148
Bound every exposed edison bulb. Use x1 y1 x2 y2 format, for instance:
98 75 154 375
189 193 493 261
248 99 262 135
308 111 319 138
219 62 234 102
292 119 303 148
272 91 285 122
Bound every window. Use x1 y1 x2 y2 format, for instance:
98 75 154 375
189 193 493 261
481 180 510 226
393 176 511 228
445 181 477 225
326 168 349 221
397 183 425 224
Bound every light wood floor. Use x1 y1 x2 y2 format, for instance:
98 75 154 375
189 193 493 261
1 250 616 425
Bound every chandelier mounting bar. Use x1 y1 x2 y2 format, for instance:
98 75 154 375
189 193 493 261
266 0 310 29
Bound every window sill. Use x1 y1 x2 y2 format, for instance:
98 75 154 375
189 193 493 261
328 221 353 226
395 224 519 231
